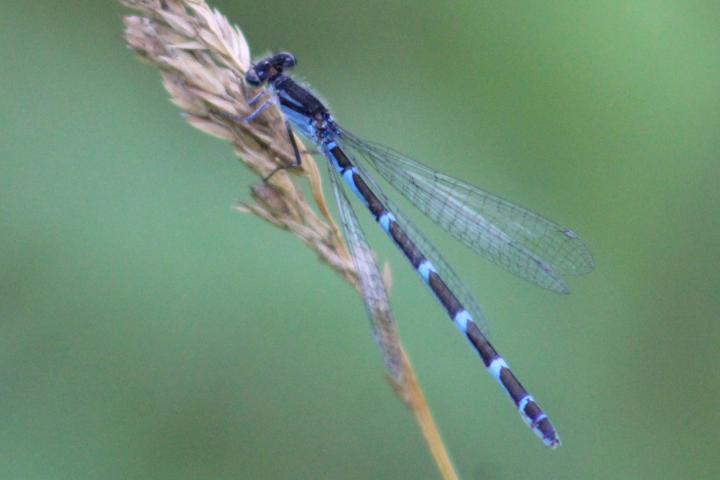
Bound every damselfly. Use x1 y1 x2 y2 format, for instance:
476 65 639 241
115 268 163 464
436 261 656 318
242 52 594 448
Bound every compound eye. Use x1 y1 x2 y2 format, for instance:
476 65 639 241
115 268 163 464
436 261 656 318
276 52 296 68
245 68 262 86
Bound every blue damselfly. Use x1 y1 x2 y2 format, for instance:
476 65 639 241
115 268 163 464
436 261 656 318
241 52 594 448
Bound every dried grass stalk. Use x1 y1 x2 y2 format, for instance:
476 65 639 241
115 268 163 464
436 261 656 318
120 1 458 478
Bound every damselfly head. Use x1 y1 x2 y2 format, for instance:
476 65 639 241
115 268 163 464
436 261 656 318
246 52 297 86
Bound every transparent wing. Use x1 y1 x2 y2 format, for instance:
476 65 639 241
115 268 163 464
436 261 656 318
338 127 595 294
328 161 403 382
337 144 490 335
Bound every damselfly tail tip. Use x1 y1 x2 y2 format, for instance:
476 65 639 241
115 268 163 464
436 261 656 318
535 429 561 449
534 418 561 449
546 436 561 449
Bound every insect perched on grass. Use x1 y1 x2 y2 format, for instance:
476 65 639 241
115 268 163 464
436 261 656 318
238 52 594 448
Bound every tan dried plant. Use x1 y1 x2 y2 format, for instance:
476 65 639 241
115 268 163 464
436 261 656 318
121 1 459 478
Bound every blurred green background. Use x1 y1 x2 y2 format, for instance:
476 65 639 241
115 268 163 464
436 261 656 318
2 1 719 479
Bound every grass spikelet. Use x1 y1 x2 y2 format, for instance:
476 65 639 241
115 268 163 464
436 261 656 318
120 1 459 478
